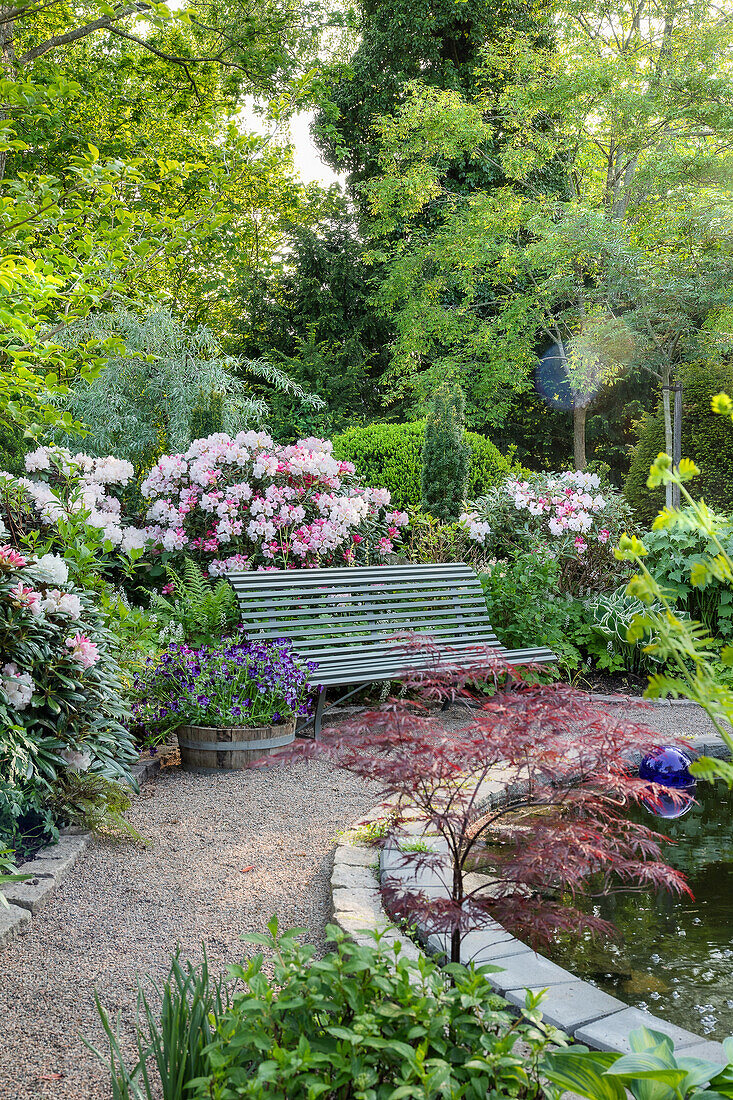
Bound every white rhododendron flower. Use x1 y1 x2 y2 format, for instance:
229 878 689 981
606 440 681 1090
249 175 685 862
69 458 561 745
41 589 83 620
30 553 69 586
1 662 34 710
59 747 92 772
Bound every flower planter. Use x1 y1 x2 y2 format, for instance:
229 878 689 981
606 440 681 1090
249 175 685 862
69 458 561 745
177 720 295 773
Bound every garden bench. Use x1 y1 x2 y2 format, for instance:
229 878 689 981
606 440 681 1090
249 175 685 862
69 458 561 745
228 563 556 738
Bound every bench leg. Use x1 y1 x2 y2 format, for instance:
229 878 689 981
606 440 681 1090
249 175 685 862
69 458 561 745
313 686 327 740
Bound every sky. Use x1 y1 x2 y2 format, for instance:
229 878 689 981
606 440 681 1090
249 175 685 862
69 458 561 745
239 99 344 189
289 112 344 187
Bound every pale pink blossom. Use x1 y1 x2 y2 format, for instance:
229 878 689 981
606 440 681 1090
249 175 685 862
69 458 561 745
64 632 100 669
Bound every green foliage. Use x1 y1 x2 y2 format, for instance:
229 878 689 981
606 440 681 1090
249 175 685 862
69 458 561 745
400 508 485 565
59 310 323 474
314 0 533 203
0 847 32 908
90 946 230 1100
0 779 60 861
188 390 225 442
333 421 511 510
92 918 557 1099
641 510 733 641
626 363 733 525
583 588 686 676
47 773 147 846
363 3 733 454
0 551 137 855
543 1026 733 1100
147 559 239 647
231 215 393 440
421 382 470 522
479 553 582 673
614 445 733 785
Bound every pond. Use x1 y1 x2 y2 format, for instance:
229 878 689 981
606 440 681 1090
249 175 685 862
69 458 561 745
550 781 733 1039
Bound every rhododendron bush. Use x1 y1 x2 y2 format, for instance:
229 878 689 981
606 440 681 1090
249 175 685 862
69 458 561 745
460 470 632 594
0 545 136 846
0 445 148 585
141 432 409 574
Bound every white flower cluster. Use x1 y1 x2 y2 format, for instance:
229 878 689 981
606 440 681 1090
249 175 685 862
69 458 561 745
458 511 492 544
1 446 147 553
1 662 34 711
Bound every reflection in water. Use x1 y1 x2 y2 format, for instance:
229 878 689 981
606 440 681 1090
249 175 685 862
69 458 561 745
551 782 733 1039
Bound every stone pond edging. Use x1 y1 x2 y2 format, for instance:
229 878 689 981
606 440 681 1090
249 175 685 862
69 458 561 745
0 756 161 950
330 759 727 1060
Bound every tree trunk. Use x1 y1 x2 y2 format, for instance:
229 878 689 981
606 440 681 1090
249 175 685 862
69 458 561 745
661 373 673 508
672 381 683 509
573 403 587 470
0 6 16 181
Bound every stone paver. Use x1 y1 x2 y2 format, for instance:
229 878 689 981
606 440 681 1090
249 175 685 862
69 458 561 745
2 875 56 913
0 903 31 946
503 981 626 1031
574 1006 719 1054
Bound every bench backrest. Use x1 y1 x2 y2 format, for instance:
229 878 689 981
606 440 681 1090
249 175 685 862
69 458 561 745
227 563 500 664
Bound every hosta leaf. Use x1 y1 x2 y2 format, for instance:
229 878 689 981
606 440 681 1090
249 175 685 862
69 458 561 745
542 1052 625 1100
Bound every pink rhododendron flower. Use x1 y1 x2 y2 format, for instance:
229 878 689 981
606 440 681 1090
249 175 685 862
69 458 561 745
141 433 404 573
65 632 100 668
0 545 27 570
8 582 43 615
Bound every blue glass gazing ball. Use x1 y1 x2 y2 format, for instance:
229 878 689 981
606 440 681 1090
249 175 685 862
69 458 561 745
640 747 696 819
639 747 695 789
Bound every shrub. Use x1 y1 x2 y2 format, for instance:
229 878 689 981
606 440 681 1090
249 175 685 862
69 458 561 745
332 420 512 511
479 553 582 671
93 919 558 1100
399 507 486 565
0 444 147 588
0 545 136 850
462 470 632 595
141 432 408 576
642 507 733 641
625 361 733 525
421 383 470 521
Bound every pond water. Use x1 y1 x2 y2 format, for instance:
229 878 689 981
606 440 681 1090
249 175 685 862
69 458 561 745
550 781 733 1040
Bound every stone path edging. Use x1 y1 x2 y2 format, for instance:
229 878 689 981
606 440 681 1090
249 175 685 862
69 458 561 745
331 781 727 1060
0 829 92 947
0 756 161 950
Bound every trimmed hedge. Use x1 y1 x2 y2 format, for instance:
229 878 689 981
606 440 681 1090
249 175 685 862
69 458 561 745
333 420 512 510
625 362 733 525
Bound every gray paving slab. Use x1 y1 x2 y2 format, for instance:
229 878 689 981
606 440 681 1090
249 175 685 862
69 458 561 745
1 874 56 913
503 980 627 1032
485 951 579 993
574 1007 713 1053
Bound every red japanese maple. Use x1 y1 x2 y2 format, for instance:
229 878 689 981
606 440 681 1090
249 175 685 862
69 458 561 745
277 644 692 963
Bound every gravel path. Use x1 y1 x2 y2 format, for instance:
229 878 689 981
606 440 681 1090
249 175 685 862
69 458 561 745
0 758 378 1100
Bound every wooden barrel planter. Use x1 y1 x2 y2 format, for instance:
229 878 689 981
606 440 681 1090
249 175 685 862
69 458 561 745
177 720 295 772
